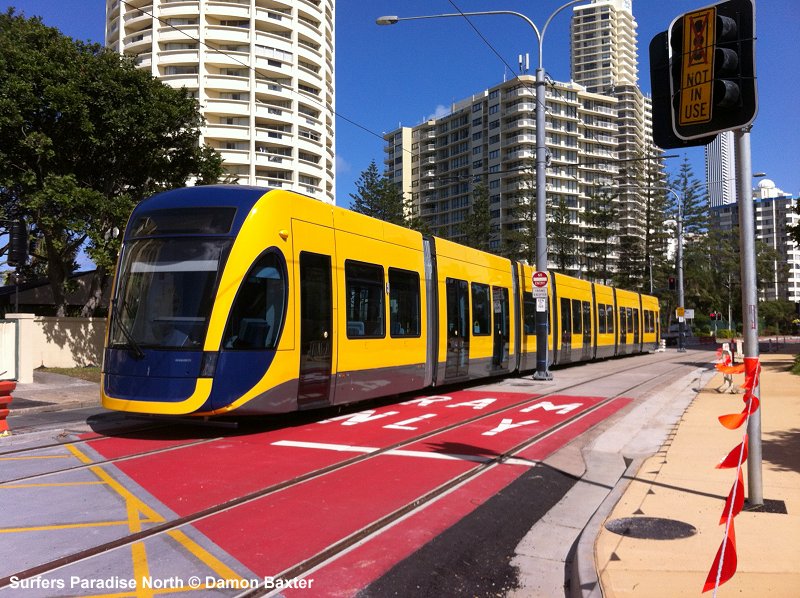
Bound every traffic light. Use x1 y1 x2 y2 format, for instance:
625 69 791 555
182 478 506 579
710 311 723 321
667 0 756 141
649 31 716 149
8 219 28 267
668 276 677 291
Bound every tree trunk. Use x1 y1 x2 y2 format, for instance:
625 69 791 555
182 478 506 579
81 267 109 318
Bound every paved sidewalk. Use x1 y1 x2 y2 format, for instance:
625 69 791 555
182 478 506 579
593 347 800 597
5 370 101 415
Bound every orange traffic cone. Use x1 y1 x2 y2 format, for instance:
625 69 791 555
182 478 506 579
0 380 15 436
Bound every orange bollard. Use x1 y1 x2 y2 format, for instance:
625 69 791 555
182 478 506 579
0 380 15 436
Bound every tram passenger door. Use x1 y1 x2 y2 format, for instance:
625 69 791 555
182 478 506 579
445 278 469 380
560 298 572 363
492 286 509 370
582 301 592 361
295 220 335 409
618 307 628 354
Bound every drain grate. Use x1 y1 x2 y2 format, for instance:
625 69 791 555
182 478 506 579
605 517 697 540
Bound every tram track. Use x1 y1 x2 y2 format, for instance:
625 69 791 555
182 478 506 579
0 350 712 590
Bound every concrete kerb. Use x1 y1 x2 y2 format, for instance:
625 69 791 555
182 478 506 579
567 366 706 598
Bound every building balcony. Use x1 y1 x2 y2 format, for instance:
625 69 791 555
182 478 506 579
204 123 251 141
203 25 250 45
160 73 200 89
204 98 250 117
205 74 251 92
207 0 251 18
503 102 536 116
123 31 153 53
123 4 154 26
255 150 294 168
156 49 201 65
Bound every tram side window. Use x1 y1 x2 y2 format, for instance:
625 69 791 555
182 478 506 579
523 297 549 335
572 298 582 334
389 268 421 337
523 297 536 334
619 307 627 333
582 301 591 337
222 252 286 350
626 307 634 333
561 298 571 339
597 303 606 334
345 260 385 338
606 304 614 334
471 283 491 335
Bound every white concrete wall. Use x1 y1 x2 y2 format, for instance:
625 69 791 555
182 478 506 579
2 314 106 383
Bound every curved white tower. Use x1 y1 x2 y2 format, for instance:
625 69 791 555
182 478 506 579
105 0 335 203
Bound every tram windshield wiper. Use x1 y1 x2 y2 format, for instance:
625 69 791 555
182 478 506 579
111 299 145 360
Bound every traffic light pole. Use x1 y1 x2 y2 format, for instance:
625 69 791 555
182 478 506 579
676 203 686 353
735 127 762 506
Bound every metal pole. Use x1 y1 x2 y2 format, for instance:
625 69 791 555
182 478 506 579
734 128 763 505
533 65 551 380
676 202 686 352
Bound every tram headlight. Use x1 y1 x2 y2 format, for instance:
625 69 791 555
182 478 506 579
200 352 219 378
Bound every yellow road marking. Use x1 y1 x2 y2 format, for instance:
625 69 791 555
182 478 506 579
67 445 242 596
0 520 135 533
0 455 70 461
167 529 243 582
2 481 106 489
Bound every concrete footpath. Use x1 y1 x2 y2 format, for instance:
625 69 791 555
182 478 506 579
589 347 800 597
4 370 100 416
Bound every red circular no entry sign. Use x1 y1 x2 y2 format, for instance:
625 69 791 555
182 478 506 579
532 271 548 288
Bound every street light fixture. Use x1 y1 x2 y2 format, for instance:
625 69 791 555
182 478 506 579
376 1 585 381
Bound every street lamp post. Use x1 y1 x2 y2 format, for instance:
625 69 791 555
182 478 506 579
377 1 584 381
675 198 686 352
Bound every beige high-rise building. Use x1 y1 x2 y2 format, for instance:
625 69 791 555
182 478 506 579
105 0 335 203
384 77 620 276
571 0 661 239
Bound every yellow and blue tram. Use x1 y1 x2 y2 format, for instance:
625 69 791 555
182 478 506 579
102 186 660 416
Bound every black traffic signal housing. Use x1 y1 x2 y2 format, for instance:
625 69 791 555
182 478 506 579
668 276 677 291
649 31 716 149
710 311 723 321
8 219 28 267
667 0 756 141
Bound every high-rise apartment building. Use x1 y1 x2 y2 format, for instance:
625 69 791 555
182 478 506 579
706 131 737 207
571 0 660 238
710 179 800 303
105 0 335 203
384 77 620 275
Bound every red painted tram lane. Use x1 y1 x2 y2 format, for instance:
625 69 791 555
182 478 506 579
285 396 633 596
399 395 615 458
86 390 540 515
80 431 209 460
183 395 629 581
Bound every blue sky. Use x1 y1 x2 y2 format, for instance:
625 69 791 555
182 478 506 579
5 0 800 208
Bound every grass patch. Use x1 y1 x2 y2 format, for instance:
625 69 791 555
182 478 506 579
39 366 102 384
792 355 800 376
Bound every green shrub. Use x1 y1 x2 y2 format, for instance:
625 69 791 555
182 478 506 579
792 355 800 376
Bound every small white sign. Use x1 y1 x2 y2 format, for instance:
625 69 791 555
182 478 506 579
532 287 548 299
684 309 694 319
536 297 547 312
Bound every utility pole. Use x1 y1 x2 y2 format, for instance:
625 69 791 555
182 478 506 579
735 128 762 505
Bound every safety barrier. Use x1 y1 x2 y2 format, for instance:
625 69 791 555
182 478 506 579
0 380 14 436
